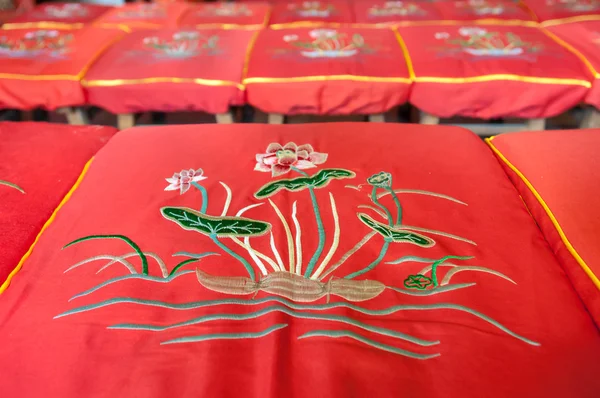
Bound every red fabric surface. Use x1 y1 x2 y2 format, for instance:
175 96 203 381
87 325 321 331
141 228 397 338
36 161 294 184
523 0 600 22
269 0 353 26
93 3 189 31
83 28 253 114
245 27 410 114
0 122 116 286
0 27 124 110
547 21 600 108
178 2 270 27
490 130 600 327
7 2 111 25
1 123 599 397
353 0 533 25
399 24 593 118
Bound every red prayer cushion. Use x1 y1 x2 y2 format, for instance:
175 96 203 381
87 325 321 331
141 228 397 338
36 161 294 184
0 123 599 397
524 0 600 24
0 27 124 110
398 24 593 118
6 2 111 26
83 28 253 114
93 3 189 32
546 20 600 109
488 130 600 327
178 2 270 29
269 0 354 27
0 122 116 289
245 27 411 115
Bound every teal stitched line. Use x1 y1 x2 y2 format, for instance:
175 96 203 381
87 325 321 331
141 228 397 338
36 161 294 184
210 234 255 281
108 305 439 347
168 259 199 276
298 330 441 360
290 166 326 277
431 255 474 287
54 296 540 346
387 283 475 296
161 323 287 345
344 240 390 280
63 235 149 275
386 187 403 225
371 186 393 226
68 271 194 301
385 256 440 265
191 181 208 214
172 251 220 259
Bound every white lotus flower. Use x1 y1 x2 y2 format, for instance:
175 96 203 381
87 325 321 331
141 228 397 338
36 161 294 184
309 29 338 39
459 27 487 37
283 34 299 42
435 32 450 40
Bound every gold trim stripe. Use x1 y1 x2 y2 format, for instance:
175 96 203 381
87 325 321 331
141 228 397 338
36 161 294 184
393 27 415 80
487 138 600 291
268 19 539 30
83 77 244 90
243 75 411 84
540 28 600 78
541 15 600 27
414 74 591 87
0 73 80 81
1 22 85 30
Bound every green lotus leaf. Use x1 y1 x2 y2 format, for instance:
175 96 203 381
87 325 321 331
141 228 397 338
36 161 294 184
357 214 435 247
254 168 355 199
161 207 271 237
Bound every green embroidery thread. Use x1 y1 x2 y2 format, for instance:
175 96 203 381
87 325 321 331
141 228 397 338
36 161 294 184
0 180 25 194
254 168 356 199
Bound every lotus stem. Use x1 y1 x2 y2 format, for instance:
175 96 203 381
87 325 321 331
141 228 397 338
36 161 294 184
371 186 393 226
191 181 208 214
386 186 403 225
344 240 390 280
210 234 255 281
431 255 474 287
311 193 340 280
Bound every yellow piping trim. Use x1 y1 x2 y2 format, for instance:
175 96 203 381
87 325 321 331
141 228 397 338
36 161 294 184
82 77 244 90
541 15 600 27
0 73 80 81
486 138 600 291
540 27 600 78
244 75 411 84
393 27 415 80
242 29 261 81
269 21 343 29
193 23 264 30
393 19 539 28
414 74 591 87
77 34 125 80
1 22 85 30
0 158 94 295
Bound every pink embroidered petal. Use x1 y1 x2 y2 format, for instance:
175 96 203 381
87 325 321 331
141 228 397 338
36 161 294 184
191 175 208 183
297 144 314 154
277 153 298 166
266 143 283 153
172 172 180 179
165 177 179 184
308 152 328 165
295 160 317 169
283 142 298 151
254 162 272 172
272 164 292 177
296 150 309 159
194 168 204 176
164 183 180 191
256 153 273 162
263 155 279 166
180 183 191 194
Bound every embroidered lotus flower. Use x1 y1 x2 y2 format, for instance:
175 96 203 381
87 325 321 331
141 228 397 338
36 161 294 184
25 30 59 39
309 29 338 39
459 27 487 37
165 168 207 194
435 32 450 40
385 1 405 7
255 143 328 177
173 31 199 41
367 172 392 188
284 34 299 42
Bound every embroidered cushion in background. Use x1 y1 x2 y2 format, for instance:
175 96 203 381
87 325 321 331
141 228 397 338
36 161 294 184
397 24 594 119
5 2 111 26
82 28 254 115
546 20 600 109
0 27 124 110
244 27 411 115
0 123 598 397
93 2 189 31
523 0 600 24
269 0 354 27
0 122 117 289
488 130 600 328
178 1 270 29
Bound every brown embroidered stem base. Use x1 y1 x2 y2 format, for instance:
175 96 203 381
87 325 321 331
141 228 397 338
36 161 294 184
196 270 386 302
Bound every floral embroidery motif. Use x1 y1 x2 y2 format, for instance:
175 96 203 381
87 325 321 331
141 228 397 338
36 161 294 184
41 3 88 19
255 142 328 177
368 1 426 17
435 27 543 58
112 4 166 20
288 1 336 18
546 0 600 12
454 0 509 16
280 29 373 59
0 179 25 193
142 31 219 59
197 3 253 17
0 30 72 59
56 141 541 357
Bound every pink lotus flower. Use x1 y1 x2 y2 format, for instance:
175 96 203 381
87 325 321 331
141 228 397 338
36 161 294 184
255 142 328 177
165 168 207 194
